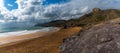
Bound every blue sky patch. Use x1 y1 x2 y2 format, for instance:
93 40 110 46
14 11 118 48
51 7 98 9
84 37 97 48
4 0 18 11
4 0 70 11
42 0 70 5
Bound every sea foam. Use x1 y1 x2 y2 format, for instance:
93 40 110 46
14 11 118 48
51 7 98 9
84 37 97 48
0 27 58 37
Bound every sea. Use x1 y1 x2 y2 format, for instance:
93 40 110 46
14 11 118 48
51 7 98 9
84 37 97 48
0 26 57 37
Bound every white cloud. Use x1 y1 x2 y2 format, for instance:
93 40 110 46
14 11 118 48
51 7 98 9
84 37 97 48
0 20 5 23
8 4 13 7
0 0 120 27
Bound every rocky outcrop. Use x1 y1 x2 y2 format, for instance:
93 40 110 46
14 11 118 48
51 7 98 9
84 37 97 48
92 8 101 13
61 18 120 53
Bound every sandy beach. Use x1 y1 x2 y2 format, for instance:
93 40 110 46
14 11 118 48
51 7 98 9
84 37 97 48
0 28 60 47
0 27 81 53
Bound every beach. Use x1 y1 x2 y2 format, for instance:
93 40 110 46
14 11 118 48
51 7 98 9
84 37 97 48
0 27 60 47
0 27 81 53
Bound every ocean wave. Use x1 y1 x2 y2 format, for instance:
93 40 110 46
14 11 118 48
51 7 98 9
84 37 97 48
0 27 58 37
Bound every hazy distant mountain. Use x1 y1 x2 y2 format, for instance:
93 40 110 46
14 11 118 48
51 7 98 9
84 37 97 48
36 8 120 29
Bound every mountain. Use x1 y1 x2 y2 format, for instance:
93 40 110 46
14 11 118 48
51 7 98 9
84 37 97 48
36 8 120 29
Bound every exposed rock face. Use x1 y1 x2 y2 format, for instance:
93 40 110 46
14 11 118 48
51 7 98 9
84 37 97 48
61 18 120 53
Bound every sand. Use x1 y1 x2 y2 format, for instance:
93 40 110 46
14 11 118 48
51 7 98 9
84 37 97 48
0 28 60 47
0 27 81 53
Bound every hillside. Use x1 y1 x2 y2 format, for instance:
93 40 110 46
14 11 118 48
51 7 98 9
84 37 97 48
61 18 120 53
36 8 120 29
36 8 120 53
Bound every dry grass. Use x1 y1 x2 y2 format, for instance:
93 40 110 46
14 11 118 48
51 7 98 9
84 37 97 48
0 27 81 53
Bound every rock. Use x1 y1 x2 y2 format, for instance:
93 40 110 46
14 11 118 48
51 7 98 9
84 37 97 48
92 8 101 13
61 18 120 53
63 24 69 29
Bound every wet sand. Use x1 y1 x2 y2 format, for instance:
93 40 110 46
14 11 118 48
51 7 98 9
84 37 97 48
0 27 81 53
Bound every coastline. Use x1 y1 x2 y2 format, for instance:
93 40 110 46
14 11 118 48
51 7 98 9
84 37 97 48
0 27 60 47
0 27 81 53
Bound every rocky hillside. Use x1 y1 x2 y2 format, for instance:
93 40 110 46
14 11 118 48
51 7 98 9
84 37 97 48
60 18 120 53
36 8 120 29
36 8 120 53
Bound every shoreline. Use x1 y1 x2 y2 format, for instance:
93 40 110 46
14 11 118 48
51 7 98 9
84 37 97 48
0 27 81 53
0 27 59 37
0 27 60 47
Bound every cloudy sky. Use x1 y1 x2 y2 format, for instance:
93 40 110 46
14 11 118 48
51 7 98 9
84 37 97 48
0 0 120 27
